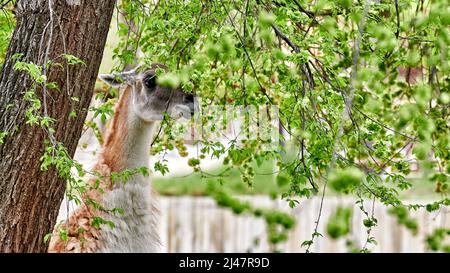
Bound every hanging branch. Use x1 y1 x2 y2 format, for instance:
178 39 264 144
0 0 13 10
305 0 372 253
395 0 400 38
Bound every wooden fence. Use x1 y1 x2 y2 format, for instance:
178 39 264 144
157 196 449 253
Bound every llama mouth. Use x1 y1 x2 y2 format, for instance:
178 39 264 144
172 104 194 120
180 96 198 119
190 96 199 116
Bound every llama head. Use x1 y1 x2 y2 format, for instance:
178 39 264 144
99 63 196 122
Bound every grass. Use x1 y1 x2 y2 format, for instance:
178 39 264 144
153 159 440 200
153 159 288 196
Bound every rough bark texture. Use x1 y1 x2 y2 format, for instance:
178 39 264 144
0 0 116 252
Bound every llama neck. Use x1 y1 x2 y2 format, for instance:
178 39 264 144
104 118 155 170
98 107 159 252
101 86 156 173
94 86 160 252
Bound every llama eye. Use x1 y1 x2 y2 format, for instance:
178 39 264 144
144 76 156 89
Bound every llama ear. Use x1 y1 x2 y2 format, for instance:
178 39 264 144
98 74 124 88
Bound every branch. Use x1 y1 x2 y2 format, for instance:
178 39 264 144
292 0 314 18
271 24 300 53
0 0 12 10
395 0 400 38
306 0 372 253
219 0 273 105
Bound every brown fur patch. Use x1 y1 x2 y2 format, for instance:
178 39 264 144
48 85 133 253
101 86 133 172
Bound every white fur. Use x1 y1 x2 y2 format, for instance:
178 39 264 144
97 115 160 253
98 176 160 253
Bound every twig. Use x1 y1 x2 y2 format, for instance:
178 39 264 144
40 0 57 146
352 106 416 141
219 0 273 105
0 0 12 10
306 0 372 253
292 0 314 19
395 0 400 38
271 24 300 53
361 196 376 251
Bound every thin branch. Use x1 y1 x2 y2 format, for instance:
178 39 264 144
219 0 273 105
271 24 300 53
306 0 372 253
395 0 400 38
0 0 13 10
352 106 416 141
175 4 205 69
41 0 57 146
292 0 314 19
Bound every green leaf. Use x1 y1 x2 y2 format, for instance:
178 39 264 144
157 72 180 88
63 54 86 66
329 167 364 193
43 233 52 243
327 206 353 239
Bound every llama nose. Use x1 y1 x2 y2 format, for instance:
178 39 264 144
184 93 197 116
184 93 194 104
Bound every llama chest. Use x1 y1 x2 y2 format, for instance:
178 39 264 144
97 177 160 253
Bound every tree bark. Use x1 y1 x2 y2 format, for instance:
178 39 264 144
0 0 116 252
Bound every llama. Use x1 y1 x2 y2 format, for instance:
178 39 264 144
48 63 195 252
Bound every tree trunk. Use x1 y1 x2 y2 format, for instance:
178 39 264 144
0 0 116 252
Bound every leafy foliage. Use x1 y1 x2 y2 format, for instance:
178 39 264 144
206 181 295 249
117 0 449 251
1 0 449 252
0 2 14 66
426 228 450 253
326 206 352 239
